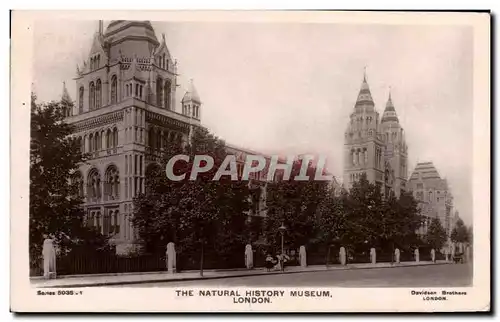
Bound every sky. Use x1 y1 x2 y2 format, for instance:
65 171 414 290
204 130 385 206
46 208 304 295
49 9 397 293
32 20 473 225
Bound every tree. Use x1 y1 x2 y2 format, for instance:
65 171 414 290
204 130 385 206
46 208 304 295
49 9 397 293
263 158 329 252
450 218 469 244
132 126 250 274
30 93 110 271
425 218 448 250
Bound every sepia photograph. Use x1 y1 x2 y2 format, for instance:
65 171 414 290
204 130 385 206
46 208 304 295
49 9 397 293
10 10 490 312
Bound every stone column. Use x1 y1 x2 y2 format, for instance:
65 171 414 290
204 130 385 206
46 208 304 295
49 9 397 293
42 238 57 279
299 245 307 268
339 247 346 266
245 244 253 269
395 248 400 264
431 249 436 263
415 248 420 263
370 248 376 264
166 242 176 273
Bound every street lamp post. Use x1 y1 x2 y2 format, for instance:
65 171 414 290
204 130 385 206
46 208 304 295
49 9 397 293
278 222 286 272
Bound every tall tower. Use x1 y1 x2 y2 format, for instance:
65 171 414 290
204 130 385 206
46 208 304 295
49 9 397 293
380 90 408 197
66 21 201 254
343 73 386 191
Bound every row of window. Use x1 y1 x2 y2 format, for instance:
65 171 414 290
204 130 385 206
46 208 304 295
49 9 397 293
78 74 178 114
87 208 120 237
157 53 170 70
415 190 444 203
148 128 183 151
125 154 144 176
182 104 200 119
350 148 369 166
351 116 376 126
75 128 119 154
79 76 118 113
350 172 366 182
156 77 172 110
125 83 144 100
90 54 101 72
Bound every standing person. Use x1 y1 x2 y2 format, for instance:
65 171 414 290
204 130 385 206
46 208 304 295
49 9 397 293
281 253 290 272
265 254 274 272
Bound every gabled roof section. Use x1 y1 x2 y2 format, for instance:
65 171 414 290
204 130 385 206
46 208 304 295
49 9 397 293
89 32 105 56
153 33 172 59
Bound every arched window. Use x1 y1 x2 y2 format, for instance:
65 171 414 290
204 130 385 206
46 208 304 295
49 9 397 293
155 129 161 150
113 128 118 148
105 165 120 201
106 129 112 149
87 168 101 202
166 59 169 71
72 171 84 198
89 82 95 110
94 132 100 151
156 77 163 107
96 79 102 108
135 83 139 97
110 75 117 104
164 80 171 110
148 129 154 148
79 86 84 114
162 53 166 69
88 133 94 152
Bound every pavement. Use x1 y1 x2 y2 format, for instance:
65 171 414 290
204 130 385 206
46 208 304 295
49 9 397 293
127 262 471 288
30 260 453 288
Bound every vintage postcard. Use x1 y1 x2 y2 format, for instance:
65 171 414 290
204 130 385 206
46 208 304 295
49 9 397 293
10 10 490 312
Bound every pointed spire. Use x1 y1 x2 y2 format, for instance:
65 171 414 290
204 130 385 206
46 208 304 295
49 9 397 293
385 87 395 111
61 81 72 103
182 78 201 104
381 88 399 123
355 69 374 108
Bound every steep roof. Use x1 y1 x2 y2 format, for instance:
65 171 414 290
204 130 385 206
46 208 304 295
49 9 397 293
61 82 72 103
354 73 375 108
381 91 400 123
182 79 201 104
409 162 441 180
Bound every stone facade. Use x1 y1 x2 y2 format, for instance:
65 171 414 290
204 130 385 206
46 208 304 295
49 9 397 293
407 162 454 238
64 21 202 254
343 74 408 198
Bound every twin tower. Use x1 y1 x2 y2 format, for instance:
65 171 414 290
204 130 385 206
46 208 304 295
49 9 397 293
343 74 408 198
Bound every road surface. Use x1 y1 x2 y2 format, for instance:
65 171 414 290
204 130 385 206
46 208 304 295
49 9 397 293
112 263 472 287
